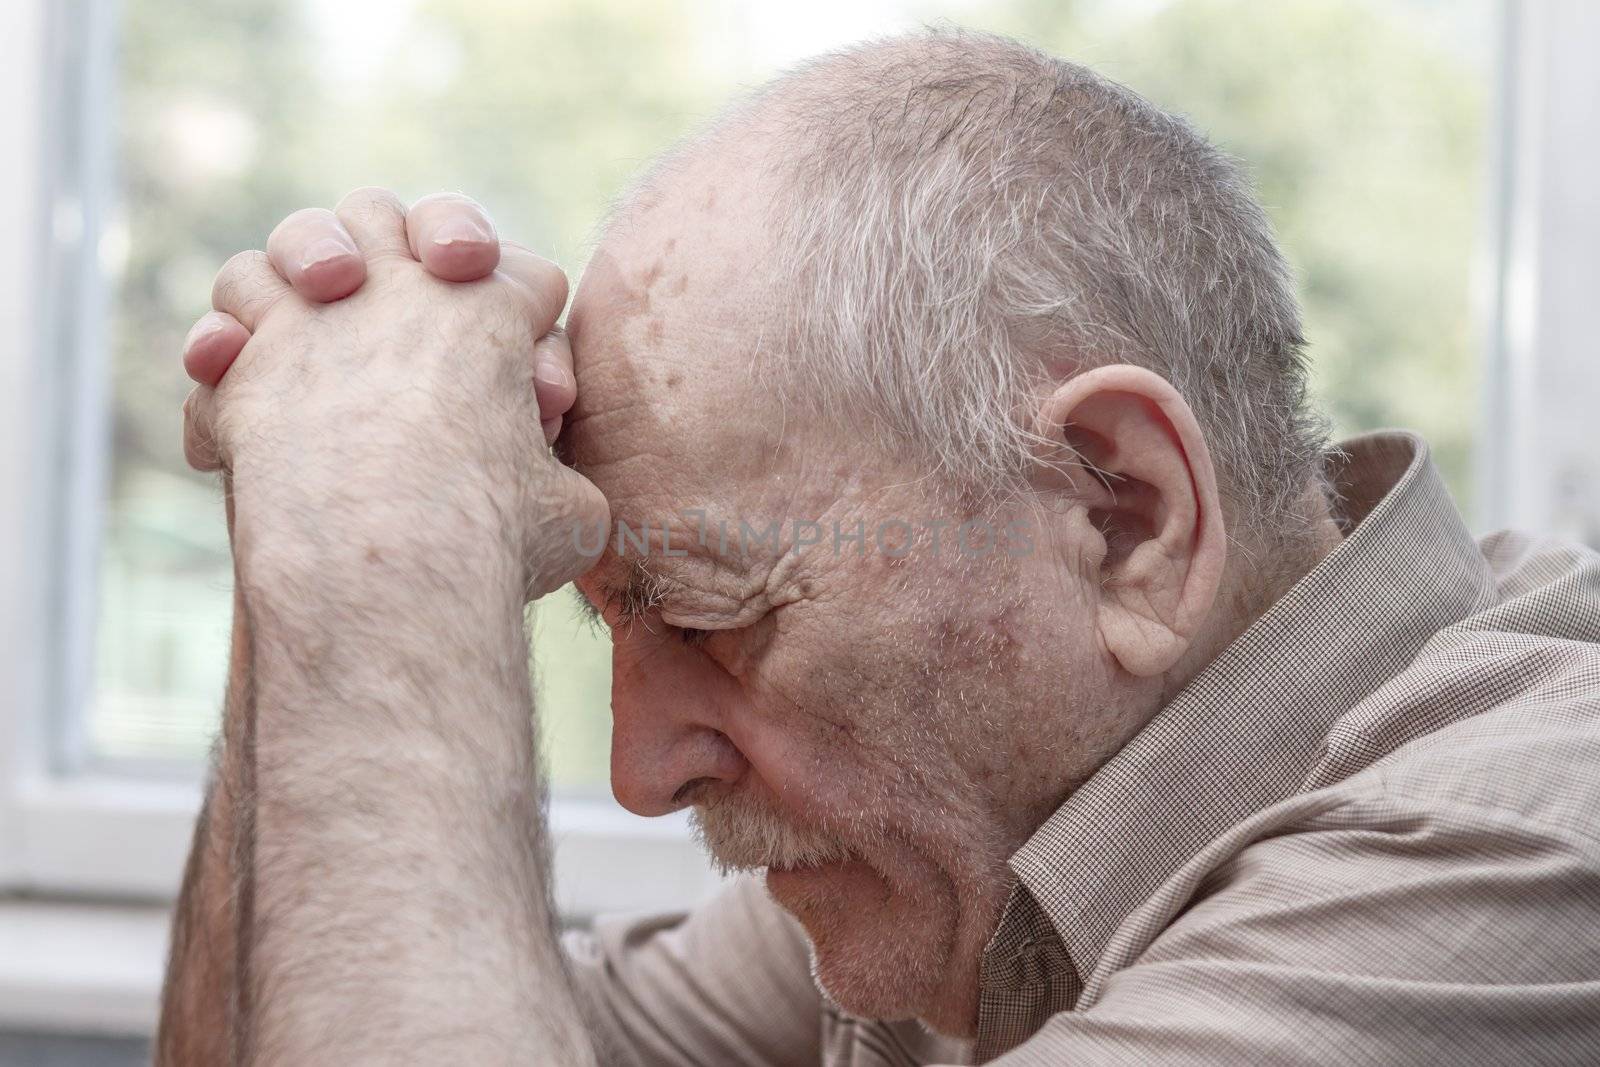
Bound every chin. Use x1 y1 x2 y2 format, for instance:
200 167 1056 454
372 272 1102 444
765 855 976 1031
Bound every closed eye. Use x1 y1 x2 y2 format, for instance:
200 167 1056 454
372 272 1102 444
676 626 712 647
572 586 717 649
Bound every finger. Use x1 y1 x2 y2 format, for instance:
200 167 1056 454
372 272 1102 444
183 386 222 472
542 416 563 446
182 311 250 387
407 193 500 282
333 186 411 263
497 242 570 336
529 466 611 601
212 250 293 331
266 207 365 302
532 330 577 422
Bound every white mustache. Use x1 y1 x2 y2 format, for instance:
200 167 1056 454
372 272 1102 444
689 795 854 874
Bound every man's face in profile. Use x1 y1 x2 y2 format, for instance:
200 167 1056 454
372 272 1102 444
559 149 1133 1034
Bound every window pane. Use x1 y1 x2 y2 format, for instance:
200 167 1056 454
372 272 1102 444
87 0 1491 784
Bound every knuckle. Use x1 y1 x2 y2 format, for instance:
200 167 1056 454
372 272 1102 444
337 185 405 217
271 206 330 238
501 250 568 304
534 258 567 294
181 390 220 470
212 250 269 307
183 385 214 425
500 240 553 265
412 190 484 213
218 248 269 277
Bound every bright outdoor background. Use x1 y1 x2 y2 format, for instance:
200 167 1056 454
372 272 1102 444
95 0 1493 786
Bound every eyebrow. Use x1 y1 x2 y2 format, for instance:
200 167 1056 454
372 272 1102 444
574 559 681 626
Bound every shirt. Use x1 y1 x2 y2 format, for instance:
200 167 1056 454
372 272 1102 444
561 430 1600 1065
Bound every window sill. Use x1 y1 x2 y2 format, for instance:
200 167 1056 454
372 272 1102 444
0 786 723 1037
0 898 167 1037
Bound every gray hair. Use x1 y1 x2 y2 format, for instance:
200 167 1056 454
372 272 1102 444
755 30 1331 547
631 28 1332 542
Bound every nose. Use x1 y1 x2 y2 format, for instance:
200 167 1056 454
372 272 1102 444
608 637 749 816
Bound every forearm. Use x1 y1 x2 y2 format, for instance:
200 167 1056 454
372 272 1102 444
164 187 603 1062
235 507 594 1064
155 584 254 1066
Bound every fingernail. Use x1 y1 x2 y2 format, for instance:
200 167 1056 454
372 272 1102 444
185 314 226 346
433 217 494 246
534 359 574 392
300 237 356 273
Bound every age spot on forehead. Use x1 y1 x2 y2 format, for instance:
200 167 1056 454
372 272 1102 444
641 257 666 290
614 254 670 325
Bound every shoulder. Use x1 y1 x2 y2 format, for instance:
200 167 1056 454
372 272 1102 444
1125 719 1600 993
1077 760 1600 1022
1312 526 1600 818
1058 755 1600 1063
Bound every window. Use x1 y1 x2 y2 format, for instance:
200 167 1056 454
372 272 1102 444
86 0 1500 788
18 0 1563 922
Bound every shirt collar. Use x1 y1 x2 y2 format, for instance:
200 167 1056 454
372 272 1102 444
1001 430 1497 989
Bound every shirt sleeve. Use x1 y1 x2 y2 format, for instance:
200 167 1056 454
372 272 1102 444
986 789 1600 1065
562 874 823 1067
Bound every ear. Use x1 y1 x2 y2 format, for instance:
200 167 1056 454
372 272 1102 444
1033 365 1226 678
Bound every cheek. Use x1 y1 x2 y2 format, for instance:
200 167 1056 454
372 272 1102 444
716 627 884 815
724 615 947 827
743 570 1085 817
718 688 862 825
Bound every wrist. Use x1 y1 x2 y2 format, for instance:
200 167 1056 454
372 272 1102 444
229 470 534 742
227 454 528 598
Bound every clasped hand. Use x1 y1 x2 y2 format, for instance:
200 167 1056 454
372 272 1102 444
179 188 607 599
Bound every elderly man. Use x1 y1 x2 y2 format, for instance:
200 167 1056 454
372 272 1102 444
158 30 1600 1066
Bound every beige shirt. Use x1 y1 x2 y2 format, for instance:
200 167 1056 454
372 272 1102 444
562 431 1600 1065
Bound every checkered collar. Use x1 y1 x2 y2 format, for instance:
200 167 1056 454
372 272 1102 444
998 429 1496 1003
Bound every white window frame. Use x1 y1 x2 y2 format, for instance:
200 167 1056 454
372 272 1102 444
1474 0 1600 545
0 0 720 1035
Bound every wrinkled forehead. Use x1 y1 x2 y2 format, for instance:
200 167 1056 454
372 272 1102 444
561 195 796 526
562 231 809 609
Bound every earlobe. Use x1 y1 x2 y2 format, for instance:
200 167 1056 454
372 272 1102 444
1033 365 1226 679
1099 543 1200 677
